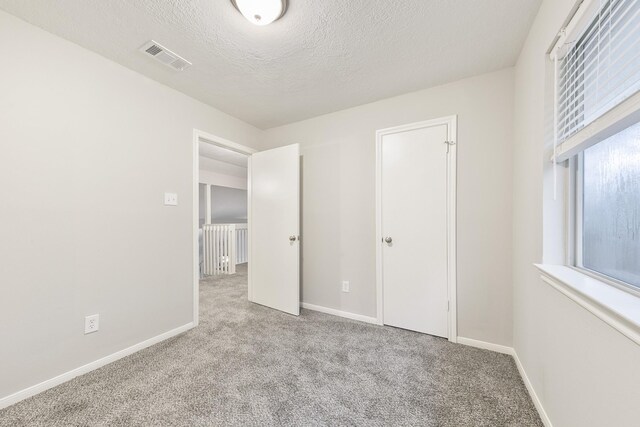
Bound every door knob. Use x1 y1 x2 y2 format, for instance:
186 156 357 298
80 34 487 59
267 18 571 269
289 235 297 242
384 237 392 244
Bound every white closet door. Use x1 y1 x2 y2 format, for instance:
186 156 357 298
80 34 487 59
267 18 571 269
249 143 300 315
381 124 449 337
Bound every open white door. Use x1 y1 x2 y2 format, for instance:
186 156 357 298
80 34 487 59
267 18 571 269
249 143 300 315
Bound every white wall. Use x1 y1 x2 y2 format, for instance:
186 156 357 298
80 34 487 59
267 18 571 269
199 170 247 190
199 156 247 190
199 155 248 190
0 10 261 402
263 69 515 346
512 1 640 426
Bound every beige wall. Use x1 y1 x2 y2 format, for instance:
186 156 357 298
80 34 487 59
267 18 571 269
0 10 261 401
512 1 640 426
263 69 515 346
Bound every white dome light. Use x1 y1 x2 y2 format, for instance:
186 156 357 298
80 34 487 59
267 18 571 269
231 0 287 26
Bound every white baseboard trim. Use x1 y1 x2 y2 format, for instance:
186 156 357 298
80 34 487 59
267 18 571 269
457 336 514 355
0 322 194 410
457 337 552 427
301 302 378 325
511 350 553 427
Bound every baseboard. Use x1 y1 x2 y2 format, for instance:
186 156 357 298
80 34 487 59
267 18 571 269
457 337 552 427
457 336 514 355
301 302 378 325
511 350 553 427
0 322 194 410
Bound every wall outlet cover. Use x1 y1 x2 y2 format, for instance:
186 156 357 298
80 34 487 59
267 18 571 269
342 281 350 292
164 192 178 206
85 314 99 334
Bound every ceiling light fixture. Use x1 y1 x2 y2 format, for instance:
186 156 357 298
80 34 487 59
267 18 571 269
231 0 288 26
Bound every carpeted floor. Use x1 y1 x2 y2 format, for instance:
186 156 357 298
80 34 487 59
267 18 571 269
0 264 542 426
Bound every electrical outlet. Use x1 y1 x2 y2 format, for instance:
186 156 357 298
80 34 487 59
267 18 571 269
164 192 178 206
342 281 350 292
85 314 99 334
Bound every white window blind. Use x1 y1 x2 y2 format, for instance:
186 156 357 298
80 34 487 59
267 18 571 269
553 0 640 161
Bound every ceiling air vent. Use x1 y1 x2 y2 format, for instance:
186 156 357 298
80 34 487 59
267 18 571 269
139 40 192 71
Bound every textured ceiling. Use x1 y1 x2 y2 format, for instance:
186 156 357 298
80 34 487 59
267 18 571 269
0 0 541 129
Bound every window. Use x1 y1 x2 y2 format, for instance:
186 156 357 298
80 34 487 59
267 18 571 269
552 0 640 292
577 121 640 289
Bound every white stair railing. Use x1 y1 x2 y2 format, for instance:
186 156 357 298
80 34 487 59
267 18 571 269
202 224 236 275
235 224 248 264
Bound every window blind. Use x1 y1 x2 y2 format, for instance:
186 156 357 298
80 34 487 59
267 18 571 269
553 0 640 161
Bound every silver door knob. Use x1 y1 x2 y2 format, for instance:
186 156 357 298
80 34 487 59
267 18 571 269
289 235 297 242
384 237 392 244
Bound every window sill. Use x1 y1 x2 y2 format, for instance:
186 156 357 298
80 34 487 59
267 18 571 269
535 264 640 346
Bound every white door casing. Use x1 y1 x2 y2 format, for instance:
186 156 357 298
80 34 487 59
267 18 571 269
375 116 457 341
248 143 301 315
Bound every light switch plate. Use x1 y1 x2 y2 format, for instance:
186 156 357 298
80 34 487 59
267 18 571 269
164 192 178 206
342 281 350 292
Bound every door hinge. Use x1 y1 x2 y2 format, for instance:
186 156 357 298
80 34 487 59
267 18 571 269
444 140 456 153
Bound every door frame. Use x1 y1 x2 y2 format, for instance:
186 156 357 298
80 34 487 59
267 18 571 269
374 115 458 342
192 129 256 326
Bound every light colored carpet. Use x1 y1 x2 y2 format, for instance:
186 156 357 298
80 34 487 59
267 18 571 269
0 265 542 426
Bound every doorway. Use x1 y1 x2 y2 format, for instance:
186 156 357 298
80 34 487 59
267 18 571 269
198 148 249 277
193 130 301 325
375 116 457 342
192 130 255 326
